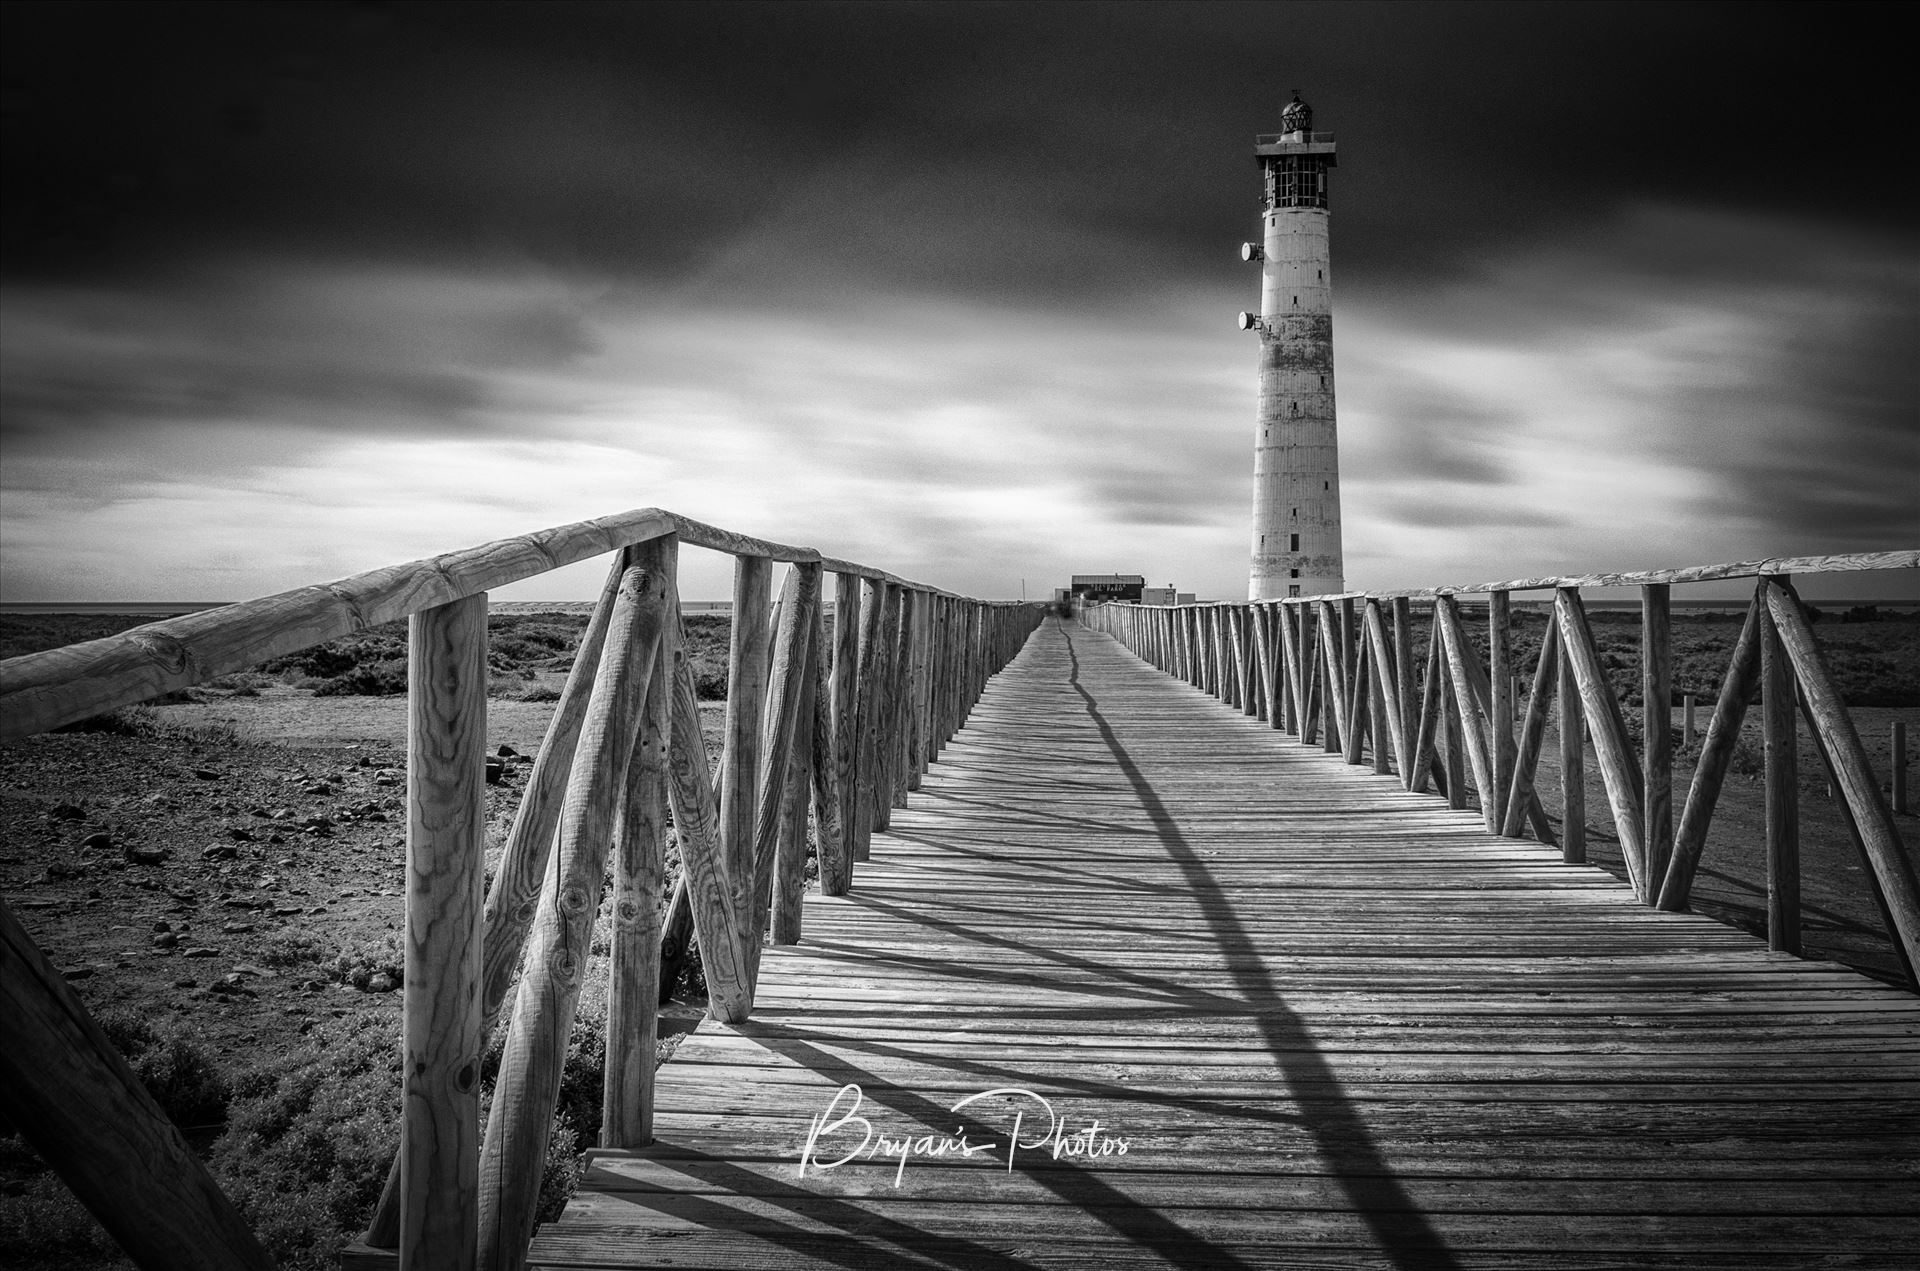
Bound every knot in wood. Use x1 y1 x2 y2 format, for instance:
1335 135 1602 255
549 947 579 984
559 884 591 914
515 898 538 924
616 899 640 922
455 1062 477 1092
129 630 192 674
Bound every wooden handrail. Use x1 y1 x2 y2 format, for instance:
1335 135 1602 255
1081 549 1919 991
0 508 999 742
1 510 1043 1271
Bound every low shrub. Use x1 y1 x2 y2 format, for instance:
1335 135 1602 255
313 658 408 697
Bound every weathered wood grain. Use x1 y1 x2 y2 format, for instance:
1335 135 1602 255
478 562 660 1271
604 541 675 1148
721 556 774 938
400 593 489 1271
746 564 817 989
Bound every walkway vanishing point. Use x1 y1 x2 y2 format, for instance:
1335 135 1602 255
529 617 1920 1271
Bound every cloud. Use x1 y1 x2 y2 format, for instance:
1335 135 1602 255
1332 203 1919 590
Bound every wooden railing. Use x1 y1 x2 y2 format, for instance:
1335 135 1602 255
0 509 1043 1271
1080 551 1920 991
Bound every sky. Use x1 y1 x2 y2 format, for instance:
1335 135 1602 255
3 0 1915 604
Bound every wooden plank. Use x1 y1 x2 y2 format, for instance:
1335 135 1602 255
533 615 1920 1271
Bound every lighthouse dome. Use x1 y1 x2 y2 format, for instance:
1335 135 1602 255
1279 93 1312 135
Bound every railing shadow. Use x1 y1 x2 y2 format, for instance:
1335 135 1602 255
1053 620 1463 1270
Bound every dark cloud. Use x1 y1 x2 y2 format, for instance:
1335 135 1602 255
0 264 602 450
7 3 1913 298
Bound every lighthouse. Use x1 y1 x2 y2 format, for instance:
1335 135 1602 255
1242 91 1343 600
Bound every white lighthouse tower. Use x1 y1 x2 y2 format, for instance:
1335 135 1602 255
1242 91 1343 600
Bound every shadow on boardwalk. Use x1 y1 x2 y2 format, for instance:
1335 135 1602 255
530 618 1920 1271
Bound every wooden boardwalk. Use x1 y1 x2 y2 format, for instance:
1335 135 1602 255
529 618 1920 1270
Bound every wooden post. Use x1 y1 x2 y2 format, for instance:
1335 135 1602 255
1339 598 1360 747
1761 581 1799 954
1658 593 1762 910
1642 583 1674 897
826 572 860 890
1276 603 1299 735
775 596 823 944
1344 626 1371 767
1300 607 1323 747
0 898 274 1271
1434 597 1495 821
1441 658 1467 811
868 584 904 831
907 587 934 789
1766 577 1920 984
1555 587 1648 899
807 587 848 900
1558 636 1587 865
851 581 889 862
720 556 773 929
745 563 818 988
478 560 662 1271
1489 591 1515 823
1895 722 1909 815
367 548 635 1249
603 560 671 1147
662 591 751 1023
401 592 489 1271
1364 602 1406 777
1501 619 1560 838
1318 601 1347 753
1392 598 1415 784
1409 615 1443 796
882 587 915 816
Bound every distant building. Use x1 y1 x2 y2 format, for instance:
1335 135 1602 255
1069 574 1146 603
1177 592 1196 605
1140 585 1176 606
